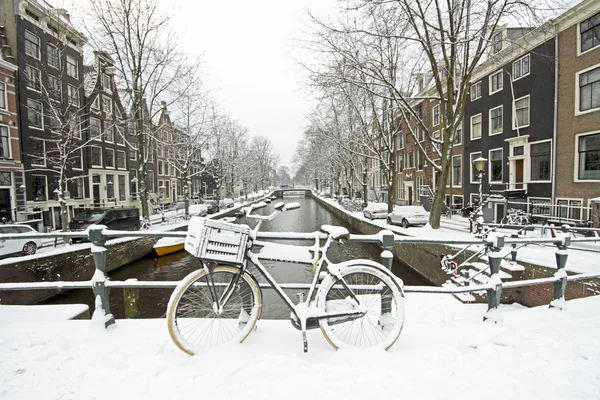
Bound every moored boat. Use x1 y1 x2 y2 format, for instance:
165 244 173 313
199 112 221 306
153 237 186 257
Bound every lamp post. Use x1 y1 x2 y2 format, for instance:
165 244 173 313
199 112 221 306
473 156 487 235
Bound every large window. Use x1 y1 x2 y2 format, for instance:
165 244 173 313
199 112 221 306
24 30 40 59
118 175 126 201
32 175 47 201
578 132 600 180
489 149 503 183
512 54 530 80
452 155 462 187
91 146 102 167
25 65 41 91
513 95 530 129
0 82 5 110
0 126 10 159
470 81 482 101
27 99 43 129
66 55 78 78
490 105 503 135
102 96 112 115
489 70 503 94
397 132 404 150
105 148 115 168
470 152 482 183
580 12 600 53
105 126 115 143
578 66 600 113
71 149 82 170
530 141 551 181
433 105 440 126
90 118 101 139
47 44 60 68
117 150 126 169
398 177 404 200
48 75 61 99
31 138 45 166
74 177 84 199
470 114 482 140
67 84 79 107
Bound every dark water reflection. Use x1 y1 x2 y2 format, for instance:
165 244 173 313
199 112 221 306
48 196 431 319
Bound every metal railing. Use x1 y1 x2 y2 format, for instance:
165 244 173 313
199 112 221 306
0 227 599 327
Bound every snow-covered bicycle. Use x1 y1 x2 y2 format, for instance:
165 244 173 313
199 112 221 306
166 201 405 355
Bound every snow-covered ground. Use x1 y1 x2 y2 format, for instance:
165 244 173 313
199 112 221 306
1 294 600 399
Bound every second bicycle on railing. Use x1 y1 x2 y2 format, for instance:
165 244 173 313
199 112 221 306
166 201 405 354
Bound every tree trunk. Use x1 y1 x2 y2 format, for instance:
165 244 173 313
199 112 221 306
429 162 451 229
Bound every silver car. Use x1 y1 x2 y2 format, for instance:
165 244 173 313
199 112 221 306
0 224 43 257
387 206 430 228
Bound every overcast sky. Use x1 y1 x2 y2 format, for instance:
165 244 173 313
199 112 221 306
169 0 338 170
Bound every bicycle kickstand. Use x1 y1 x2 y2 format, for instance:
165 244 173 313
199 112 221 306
297 293 309 353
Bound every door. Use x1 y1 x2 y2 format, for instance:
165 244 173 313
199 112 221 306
515 159 524 189
496 203 505 223
0 189 10 222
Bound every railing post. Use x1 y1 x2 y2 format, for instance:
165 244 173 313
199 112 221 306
550 236 570 310
484 236 504 323
124 278 139 319
88 225 115 328
510 233 518 262
380 230 395 271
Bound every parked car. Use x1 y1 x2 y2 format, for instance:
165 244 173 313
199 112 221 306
220 198 234 208
188 204 208 217
387 205 430 228
203 199 220 214
69 208 140 243
363 202 389 220
0 224 43 257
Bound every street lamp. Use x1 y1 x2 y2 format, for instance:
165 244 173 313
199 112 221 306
472 157 487 235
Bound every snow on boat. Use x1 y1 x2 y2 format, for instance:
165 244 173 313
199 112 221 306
153 237 186 257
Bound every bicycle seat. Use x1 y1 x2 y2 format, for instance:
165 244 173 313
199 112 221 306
320 224 350 240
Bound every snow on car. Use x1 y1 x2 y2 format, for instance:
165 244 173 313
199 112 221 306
0 224 43 257
363 202 389 220
387 205 430 228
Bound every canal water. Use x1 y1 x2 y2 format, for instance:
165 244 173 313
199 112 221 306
48 196 431 319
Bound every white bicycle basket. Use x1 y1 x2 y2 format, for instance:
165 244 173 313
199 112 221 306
185 217 250 266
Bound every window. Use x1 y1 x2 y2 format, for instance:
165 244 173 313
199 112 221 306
102 74 111 91
25 9 40 21
27 99 43 129
31 138 45 166
67 84 79 106
470 114 482 140
25 65 41 91
452 155 462 187
406 151 414 170
91 146 102 167
129 147 137 161
71 149 83 170
397 133 404 150
48 75 61 98
433 105 440 126
66 55 78 78
90 118 101 139
513 145 524 156
489 149 503 183
470 81 482 101
91 96 100 110
578 66 600 113
417 151 424 170
512 54 530 81
158 160 163 175
72 116 82 139
165 181 170 198
397 153 403 172
418 127 425 142
107 174 114 199
0 126 10 158
492 31 502 54
102 96 112 115
513 95 530 128
47 44 60 68
24 30 40 59
105 148 115 168
0 82 6 110
147 170 155 193
398 177 404 200
116 150 126 169
32 175 47 201
489 70 503 94
105 126 114 143
433 130 441 151
118 175 126 201
530 141 551 181
577 132 600 180
74 177 84 199
470 152 482 183
556 199 582 221
116 126 124 145
453 195 464 208
580 12 600 53
453 126 462 145
490 105 503 135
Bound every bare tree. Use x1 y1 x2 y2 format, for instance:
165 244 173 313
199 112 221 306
86 0 198 218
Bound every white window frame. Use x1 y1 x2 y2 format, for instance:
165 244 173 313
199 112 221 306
453 125 462 146
90 145 103 168
0 82 6 110
512 95 530 129
489 105 503 136
31 174 47 201
529 139 552 183
102 96 112 116
0 125 11 159
470 113 482 140
452 155 462 188
574 130 600 182
577 12 600 56
488 148 503 184
102 73 111 92
512 54 530 81
91 96 100 110
90 118 101 140
432 104 440 126
452 195 464 208
105 148 115 169
24 30 40 59
66 55 78 78
470 151 482 184
470 81 482 101
575 63 600 116
489 70 503 95
72 149 83 171
25 64 41 92
47 44 60 69
105 126 114 143
27 99 44 130
116 150 126 169
30 138 46 166
67 84 79 107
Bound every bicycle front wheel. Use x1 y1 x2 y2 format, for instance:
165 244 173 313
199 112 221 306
317 265 405 350
167 266 262 355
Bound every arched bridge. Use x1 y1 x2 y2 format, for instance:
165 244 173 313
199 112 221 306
271 186 312 198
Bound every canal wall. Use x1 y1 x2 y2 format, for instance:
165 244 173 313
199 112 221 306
311 194 596 307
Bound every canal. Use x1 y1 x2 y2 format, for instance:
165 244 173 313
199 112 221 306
48 196 432 319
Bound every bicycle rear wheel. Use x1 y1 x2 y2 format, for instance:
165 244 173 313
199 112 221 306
317 264 405 350
167 266 262 355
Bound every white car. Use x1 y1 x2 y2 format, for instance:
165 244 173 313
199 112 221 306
188 204 208 217
0 224 43 257
387 205 430 228
363 202 389 220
